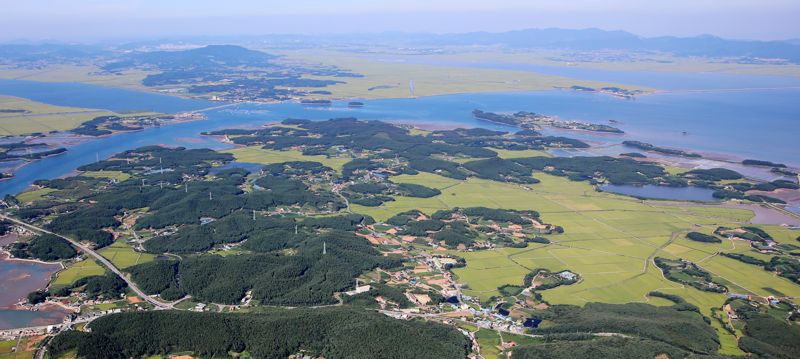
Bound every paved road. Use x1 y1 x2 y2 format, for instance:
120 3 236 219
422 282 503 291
0 213 171 310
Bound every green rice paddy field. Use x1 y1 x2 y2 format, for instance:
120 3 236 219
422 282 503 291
0 95 113 136
37 147 797 356
346 170 797 355
223 149 797 314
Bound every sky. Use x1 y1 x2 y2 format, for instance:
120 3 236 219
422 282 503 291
1 0 798 42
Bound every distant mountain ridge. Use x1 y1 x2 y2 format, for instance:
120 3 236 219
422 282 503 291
103 45 277 71
0 43 108 62
3 29 800 64
411 28 800 63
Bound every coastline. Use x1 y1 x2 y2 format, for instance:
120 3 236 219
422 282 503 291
1 111 213 185
1 81 798 200
0 251 65 268
0 251 64 320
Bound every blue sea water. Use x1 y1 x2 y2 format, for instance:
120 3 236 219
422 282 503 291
0 256 67 330
377 56 800 90
0 80 213 113
1 70 799 197
1 67 799 328
0 309 67 330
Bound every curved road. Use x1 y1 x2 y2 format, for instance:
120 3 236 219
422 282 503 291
0 213 171 309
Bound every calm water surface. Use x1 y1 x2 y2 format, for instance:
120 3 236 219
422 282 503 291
1 67 799 328
0 254 67 330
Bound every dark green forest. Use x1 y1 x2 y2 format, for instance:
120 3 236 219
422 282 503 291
48 309 471 359
130 230 401 304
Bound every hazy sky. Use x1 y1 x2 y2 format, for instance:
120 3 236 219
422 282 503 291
1 0 798 41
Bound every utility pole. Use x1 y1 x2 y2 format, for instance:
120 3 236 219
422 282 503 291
252 209 256 221
323 242 327 255
209 192 213 201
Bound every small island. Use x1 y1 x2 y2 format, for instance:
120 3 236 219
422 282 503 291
622 140 702 158
570 85 644 99
473 109 624 133
742 159 787 168
301 99 332 105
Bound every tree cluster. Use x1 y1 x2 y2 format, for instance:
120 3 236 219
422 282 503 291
49 308 471 359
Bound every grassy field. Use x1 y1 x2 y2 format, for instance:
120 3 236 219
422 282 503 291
489 148 552 159
346 170 797 353
80 170 131 181
474 329 502 359
14 188 55 204
390 50 800 78
0 95 114 136
0 65 150 89
98 239 155 269
51 259 105 287
275 50 650 99
0 337 38 359
223 146 352 172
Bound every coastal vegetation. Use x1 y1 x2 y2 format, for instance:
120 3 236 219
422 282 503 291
622 140 702 158
712 179 795 203
0 142 66 162
742 159 786 168
0 95 114 136
473 109 624 133
53 273 127 300
70 114 171 137
8 233 76 261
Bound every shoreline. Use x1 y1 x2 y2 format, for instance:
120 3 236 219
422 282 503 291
649 201 800 226
1 112 213 185
2 85 797 199
0 251 65 268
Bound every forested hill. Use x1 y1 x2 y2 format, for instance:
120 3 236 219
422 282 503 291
48 309 472 359
103 45 278 71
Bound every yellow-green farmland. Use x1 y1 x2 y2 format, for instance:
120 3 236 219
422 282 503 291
0 95 113 135
351 170 794 356
351 171 798 309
